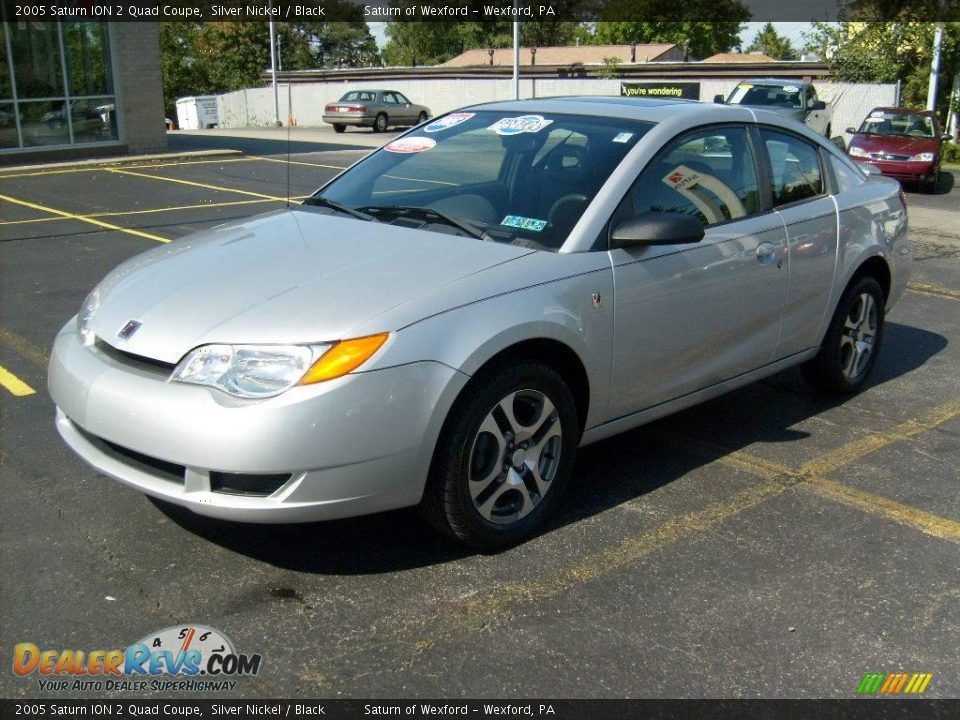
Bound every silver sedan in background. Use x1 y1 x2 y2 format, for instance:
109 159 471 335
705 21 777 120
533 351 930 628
323 89 431 133
49 98 909 548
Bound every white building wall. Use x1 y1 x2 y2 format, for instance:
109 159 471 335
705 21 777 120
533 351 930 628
215 78 897 141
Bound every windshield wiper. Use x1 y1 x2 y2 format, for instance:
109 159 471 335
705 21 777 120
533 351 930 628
303 195 375 222
356 205 491 241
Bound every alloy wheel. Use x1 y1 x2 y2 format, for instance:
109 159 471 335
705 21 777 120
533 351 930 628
840 292 877 380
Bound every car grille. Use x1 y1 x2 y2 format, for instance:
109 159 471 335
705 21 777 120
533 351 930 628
210 472 292 497
867 152 912 162
96 435 187 485
95 338 175 376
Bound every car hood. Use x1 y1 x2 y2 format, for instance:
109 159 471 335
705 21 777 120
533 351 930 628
88 209 533 364
849 134 939 155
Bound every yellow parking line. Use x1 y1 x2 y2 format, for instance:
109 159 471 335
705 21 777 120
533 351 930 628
105 168 291 203
247 155 347 171
799 398 960 477
0 328 49 369
0 193 170 244
806 476 960 545
907 283 960 302
0 365 35 396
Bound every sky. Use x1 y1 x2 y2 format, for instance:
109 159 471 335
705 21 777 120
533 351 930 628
365 22 817 53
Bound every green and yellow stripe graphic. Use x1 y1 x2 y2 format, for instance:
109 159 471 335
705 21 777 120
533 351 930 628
857 672 932 695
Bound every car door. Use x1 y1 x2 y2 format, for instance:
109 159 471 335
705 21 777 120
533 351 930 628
394 92 416 123
381 92 407 124
608 124 789 418
759 127 839 357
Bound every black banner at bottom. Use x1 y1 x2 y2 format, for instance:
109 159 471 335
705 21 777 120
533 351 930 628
2 699 960 720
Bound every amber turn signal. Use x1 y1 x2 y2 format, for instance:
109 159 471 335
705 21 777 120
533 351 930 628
299 333 389 385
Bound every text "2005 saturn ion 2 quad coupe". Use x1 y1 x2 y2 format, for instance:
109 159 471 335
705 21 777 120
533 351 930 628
49 98 910 548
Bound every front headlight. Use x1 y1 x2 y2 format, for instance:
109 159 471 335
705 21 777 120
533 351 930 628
171 333 389 399
77 288 100 346
848 146 868 158
910 152 935 162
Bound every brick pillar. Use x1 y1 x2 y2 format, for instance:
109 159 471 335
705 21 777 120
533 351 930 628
111 22 168 155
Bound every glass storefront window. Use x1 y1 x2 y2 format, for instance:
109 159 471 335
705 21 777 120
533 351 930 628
1 21 116 151
18 101 70 147
65 22 112 97
8 22 62 99
0 103 17 149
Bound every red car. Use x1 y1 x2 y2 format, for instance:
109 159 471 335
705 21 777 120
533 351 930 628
846 107 950 190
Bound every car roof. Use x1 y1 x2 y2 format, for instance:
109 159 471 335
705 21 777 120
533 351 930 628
465 96 753 124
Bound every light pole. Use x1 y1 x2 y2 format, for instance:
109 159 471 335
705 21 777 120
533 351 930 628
269 1 280 126
512 0 520 100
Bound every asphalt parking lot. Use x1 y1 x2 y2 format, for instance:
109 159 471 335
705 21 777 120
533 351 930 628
1 128 959 699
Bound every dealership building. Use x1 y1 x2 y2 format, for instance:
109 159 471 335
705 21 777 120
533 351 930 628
1 21 166 163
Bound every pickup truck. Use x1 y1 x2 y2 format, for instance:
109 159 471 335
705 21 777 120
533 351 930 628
715 79 834 141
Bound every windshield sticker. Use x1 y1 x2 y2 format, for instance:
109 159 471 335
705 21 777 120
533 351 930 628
489 115 554 136
738 83 753 89
870 110 885 118
501 215 548 232
783 86 800 93
384 136 436 154
863 117 884 123
424 112 475 133
613 132 634 143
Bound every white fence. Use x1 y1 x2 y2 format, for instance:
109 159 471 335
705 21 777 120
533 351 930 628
215 78 897 141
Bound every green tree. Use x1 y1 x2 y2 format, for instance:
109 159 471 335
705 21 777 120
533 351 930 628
746 22 798 60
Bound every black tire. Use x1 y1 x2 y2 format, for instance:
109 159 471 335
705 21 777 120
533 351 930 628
924 169 941 194
801 276 885 393
417 111 428 125
420 359 579 549
373 113 388 133
333 123 346 134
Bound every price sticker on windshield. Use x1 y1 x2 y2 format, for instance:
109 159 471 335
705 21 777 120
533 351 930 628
384 137 436 153
424 113 475 133
489 115 553 136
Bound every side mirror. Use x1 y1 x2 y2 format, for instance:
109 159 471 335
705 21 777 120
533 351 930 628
811 100 827 111
611 212 705 248
858 163 882 177
942 134 953 142
846 127 858 135
713 94 725 104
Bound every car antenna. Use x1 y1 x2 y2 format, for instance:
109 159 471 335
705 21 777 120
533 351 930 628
286 79 292 209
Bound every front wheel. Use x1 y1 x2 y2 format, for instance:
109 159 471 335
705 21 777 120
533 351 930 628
417 111 428 125
801 276 885 393
420 359 579 549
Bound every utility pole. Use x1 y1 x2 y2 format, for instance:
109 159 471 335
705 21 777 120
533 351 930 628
512 0 520 100
927 23 943 112
269 3 280 126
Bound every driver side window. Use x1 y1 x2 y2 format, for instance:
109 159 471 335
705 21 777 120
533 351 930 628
615 125 760 231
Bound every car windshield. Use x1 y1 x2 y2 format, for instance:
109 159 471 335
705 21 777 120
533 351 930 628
728 83 803 109
857 111 935 138
311 110 653 251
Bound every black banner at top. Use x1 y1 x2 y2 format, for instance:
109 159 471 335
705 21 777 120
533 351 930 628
2 0 960 22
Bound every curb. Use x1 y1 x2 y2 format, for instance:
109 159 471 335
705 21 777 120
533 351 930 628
0 149 244 174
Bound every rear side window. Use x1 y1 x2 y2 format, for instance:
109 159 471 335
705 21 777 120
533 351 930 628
620 125 760 227
829 154 866 193
760 129 824 206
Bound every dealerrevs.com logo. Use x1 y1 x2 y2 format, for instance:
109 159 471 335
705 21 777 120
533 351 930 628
13 625 262 692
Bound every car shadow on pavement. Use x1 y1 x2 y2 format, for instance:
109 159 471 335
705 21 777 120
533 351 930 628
152 322 947 571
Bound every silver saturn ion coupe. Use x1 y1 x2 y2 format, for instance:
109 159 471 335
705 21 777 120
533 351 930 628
49 98 910 548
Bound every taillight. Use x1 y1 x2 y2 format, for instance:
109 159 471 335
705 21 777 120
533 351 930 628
352 105 366 113
325 105 336 113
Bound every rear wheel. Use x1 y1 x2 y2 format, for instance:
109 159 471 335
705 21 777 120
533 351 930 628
373 113 388 133
333 123 346 134
420 359 579 549
801 276 885 393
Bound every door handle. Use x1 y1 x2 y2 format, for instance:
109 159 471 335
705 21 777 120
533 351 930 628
756 242 780 267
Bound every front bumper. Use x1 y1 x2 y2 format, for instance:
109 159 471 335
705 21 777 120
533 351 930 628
48 322 467 523
857 159 938 183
